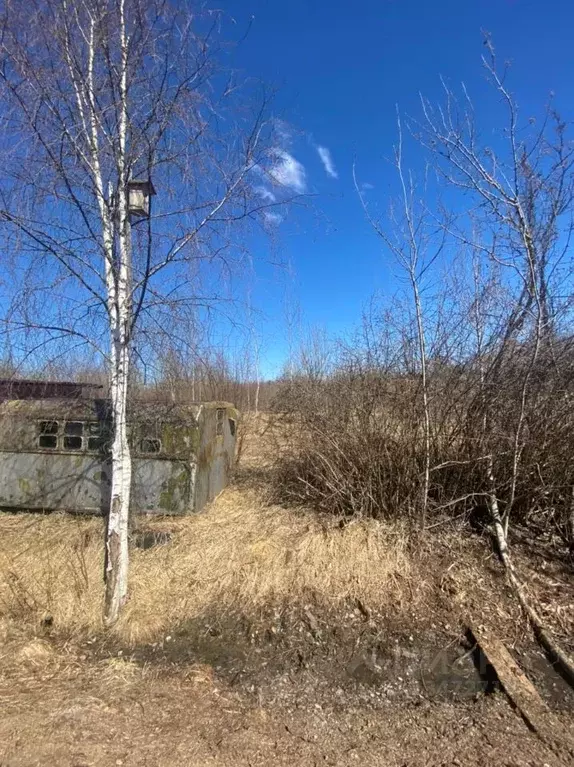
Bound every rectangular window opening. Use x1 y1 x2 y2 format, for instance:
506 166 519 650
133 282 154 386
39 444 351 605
216 408 225 437
64 421 84 436
87 436 106 452
38 421 58 449
63 436 83 450
39 421 58 435
39 434 57 449
140 437 161 454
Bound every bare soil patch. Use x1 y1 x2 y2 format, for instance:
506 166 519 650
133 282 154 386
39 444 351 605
1 631 573 767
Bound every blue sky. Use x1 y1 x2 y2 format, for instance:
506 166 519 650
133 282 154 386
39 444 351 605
219 0 574 378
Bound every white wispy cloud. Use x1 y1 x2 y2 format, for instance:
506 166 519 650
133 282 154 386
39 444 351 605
316 145 338 179
251 120 306 203
273 118 293 146
264 211 283 226
361 181 374 191
268 148 307 194
254 185 277 203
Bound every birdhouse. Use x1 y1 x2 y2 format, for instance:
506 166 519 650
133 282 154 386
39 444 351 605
127 179 156 218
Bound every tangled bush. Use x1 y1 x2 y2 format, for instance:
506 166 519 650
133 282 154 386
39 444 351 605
271 337 574 548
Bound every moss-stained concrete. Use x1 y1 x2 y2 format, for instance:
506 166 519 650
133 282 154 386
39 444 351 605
160 422 200 458
18 477 30 494
0 398 237 515
159 465 191 513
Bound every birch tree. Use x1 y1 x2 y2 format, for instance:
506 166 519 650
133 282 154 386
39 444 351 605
0 0 288 624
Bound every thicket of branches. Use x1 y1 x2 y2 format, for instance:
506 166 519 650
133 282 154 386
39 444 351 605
274 318 574 544
273 47 574 553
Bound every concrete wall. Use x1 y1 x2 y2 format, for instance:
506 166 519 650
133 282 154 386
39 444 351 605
194 404 238 512
0 400 238 515
0 451 108 513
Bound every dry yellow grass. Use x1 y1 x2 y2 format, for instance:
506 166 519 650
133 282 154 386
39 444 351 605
0 487 411 644
0 414 413 644
0 512 104 636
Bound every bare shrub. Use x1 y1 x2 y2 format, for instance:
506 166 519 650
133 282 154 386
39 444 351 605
272 322 574 550
272 323 429 521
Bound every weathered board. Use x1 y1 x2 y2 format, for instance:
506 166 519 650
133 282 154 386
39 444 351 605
470 624 574 756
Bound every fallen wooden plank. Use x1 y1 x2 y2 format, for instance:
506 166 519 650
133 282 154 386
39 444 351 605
469 624 574 755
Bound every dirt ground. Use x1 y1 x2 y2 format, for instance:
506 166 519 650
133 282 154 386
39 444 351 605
1 625 574 767
1 415 574 766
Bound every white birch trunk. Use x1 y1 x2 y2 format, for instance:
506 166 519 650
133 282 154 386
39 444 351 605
103 0 132 625
486 455 574 682
70 7 132 625
104 331 132 624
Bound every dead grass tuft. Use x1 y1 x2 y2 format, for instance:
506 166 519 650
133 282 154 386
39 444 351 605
98 655 142 687
120 487 412 642
16 637 56 666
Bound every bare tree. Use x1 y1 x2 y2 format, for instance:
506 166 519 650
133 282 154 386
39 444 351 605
0 0 290 623
355 112 448 529
418 38 574 537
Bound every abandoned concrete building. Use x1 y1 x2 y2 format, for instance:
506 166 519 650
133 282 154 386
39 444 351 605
0 379 238 515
